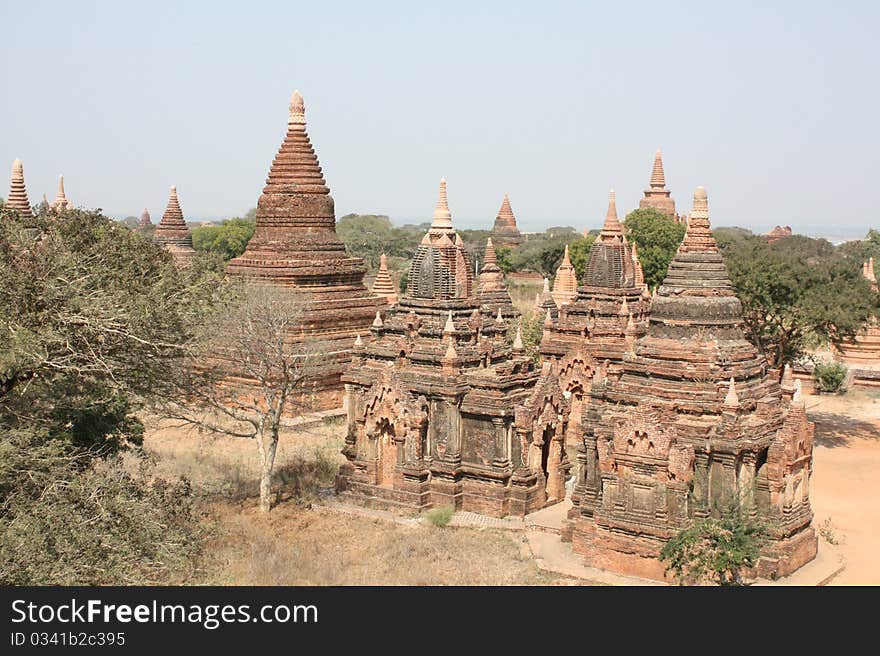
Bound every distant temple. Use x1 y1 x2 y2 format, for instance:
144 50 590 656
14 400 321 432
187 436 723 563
337 179 570 516
371 254 398 305
154 185 196 265
5 159 33 219
226 91 385 409
136 207 153 231
491 194 524 247
764 225 793 243
638 149 684 223
51 175 73 210
566 187 817 580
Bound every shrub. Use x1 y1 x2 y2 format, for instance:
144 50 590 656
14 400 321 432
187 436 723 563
660 502 770 586
812 361 848 393
0 432 203 585
425 506 454 528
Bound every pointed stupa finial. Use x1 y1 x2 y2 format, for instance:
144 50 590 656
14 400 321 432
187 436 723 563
512 326 524 352
781 363 794 388
562 244 571 266
288 90 306 125
619 297 630 316
484 237 498 267
444 338 458 361
354 333 363 347
792 379 804 406
724 377 739 407
600 189 623 237
52 174 72 210
371 253 398 304
542 277 550 294
431 178 454 231
650 149 666 189
372 310 384 328
496 307 504 324
679 186 718 252
544 308 553 328
443 310 455 334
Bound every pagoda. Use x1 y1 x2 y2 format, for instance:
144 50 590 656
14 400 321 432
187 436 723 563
491 193 524 247
539 190 650 445
476 237 516 318
154 185 196 265
550 244 578 307
371 254 398 305
567 187 817 581
638 149 680 221
5 159 33 219
836 257 880 365
337 179 570 517
136 208 153 231
51 175 73 210
226 91 385 409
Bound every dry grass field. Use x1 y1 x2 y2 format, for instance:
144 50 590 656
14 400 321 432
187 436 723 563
141 416 576 585
140 385 880 586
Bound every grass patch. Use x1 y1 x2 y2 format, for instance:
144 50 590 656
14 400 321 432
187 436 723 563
425 506 454 527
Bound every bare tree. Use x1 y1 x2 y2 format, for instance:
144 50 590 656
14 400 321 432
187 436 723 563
157 281 319 512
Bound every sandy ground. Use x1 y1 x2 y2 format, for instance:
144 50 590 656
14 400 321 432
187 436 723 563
805 389 880 585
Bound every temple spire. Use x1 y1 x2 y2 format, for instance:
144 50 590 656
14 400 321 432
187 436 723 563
723 377 740 408
678 186 718 253
6 159 33 219
52 175 72 210
371 253 398 305
431 178 454 231
551 244 578 306
599 189 623 239
650 149 666 189
288 89 306 125
484 237 498 267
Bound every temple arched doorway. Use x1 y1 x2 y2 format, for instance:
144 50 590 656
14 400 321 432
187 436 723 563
376 418 398 488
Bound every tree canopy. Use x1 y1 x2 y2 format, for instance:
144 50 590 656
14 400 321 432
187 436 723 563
717 230 878 367
624 207 687 291
192 216 256 261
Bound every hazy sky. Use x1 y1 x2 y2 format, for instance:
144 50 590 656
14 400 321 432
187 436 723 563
2 1 878 238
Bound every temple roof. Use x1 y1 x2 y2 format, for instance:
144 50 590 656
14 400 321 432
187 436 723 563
583 190 637 290
649 149 666 189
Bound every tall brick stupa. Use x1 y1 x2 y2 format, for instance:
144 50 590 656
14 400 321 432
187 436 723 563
6 159 33 219
154 185 196 265
226 91 385 409
491 193 524 247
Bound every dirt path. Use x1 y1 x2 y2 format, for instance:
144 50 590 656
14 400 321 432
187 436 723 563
806 390 880 585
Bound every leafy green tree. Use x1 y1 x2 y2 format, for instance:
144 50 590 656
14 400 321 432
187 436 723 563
0 205 220 584
624 208 687 290
336 214 422 271
719 233 877 368
496 246 514 274
660 502 770 586
192 217 255 261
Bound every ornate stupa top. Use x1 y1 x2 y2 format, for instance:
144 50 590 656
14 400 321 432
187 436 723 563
650 149 667 189
52 175 73 210
430 178 454 232
598 189 623 241
288 90 306 125
677 186 718 253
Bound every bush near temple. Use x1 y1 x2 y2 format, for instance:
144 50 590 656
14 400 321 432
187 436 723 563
812 361 849 393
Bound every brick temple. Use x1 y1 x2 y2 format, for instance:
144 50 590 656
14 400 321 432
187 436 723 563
477 237 516 318
226 91 385 409
540 190 651 445
491 193 523 247
566 187 817 580
337 179 570 516
154 185 196 265
136 207 153 232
